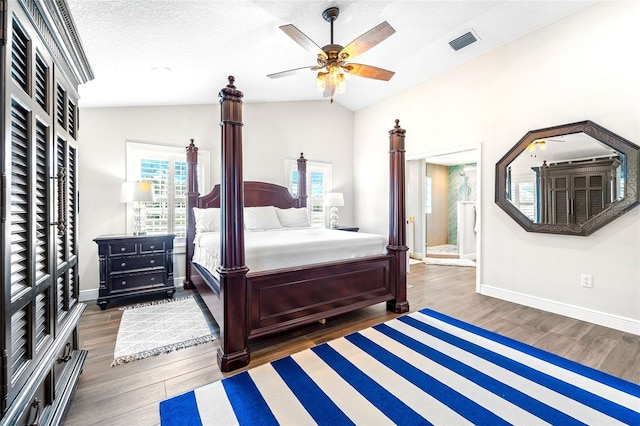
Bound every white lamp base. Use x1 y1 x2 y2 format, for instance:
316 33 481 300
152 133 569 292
133 203 147 235
329 206 339 229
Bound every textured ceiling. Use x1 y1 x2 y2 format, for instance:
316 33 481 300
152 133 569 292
67 0 596 111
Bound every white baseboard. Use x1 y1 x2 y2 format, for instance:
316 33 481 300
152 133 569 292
480 284 640 335
79 288 99 303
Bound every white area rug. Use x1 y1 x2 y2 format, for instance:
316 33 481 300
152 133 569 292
423 257 476 267
112 296 215 366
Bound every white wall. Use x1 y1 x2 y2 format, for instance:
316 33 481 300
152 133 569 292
354 1 640 333
78 101 353 299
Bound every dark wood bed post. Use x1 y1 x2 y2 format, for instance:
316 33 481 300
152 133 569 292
183 139 199 290
387 119 410 313
297 153 307 208
218 76 250 371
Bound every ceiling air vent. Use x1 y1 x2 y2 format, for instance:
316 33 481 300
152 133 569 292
449 30 479 51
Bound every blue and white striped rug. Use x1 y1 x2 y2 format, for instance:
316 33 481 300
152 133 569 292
159 308 640 425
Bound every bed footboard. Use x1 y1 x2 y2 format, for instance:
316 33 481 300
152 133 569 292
190 254 404 372
246 255 395 338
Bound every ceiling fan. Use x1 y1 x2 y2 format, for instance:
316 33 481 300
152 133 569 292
267 7 396 102
527 137 566 156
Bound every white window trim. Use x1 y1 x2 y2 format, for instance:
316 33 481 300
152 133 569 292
125 141 211 249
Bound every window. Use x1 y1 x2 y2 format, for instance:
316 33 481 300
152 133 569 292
510 176 536 221
285 159 333 227
126 142 210 243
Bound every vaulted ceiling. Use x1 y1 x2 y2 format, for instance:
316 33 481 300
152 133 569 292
67 0 595 111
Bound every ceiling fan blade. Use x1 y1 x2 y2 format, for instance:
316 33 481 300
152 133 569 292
279 24 327 59
340 21 395 61
344 63 395 81
267 66 319 79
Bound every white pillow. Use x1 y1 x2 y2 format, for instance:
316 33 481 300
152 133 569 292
244 206 282 230
193 207 220 233
275 207 311 228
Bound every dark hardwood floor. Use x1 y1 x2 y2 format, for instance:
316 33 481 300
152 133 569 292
63 263 640 425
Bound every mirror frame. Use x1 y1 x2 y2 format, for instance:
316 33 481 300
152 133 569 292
495 120 640 236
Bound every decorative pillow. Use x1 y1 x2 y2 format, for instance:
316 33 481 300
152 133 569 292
275 207 311 228
192 207 220 233
244 206 282 230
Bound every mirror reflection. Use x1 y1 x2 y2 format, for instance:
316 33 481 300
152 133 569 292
495 121 640 236
506 132 624 225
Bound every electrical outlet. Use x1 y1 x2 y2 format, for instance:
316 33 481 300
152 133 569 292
581 274 593 288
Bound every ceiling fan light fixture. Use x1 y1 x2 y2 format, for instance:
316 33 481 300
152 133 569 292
316 72 327 92
336 73 346 94
268 6 395 102
527 139 547 156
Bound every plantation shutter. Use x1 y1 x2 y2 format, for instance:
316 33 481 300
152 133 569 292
138 155 188 239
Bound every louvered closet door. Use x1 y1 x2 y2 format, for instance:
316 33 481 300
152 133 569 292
1 10 79 410
547 174 571 224
572 173 606 225
2 15 54 410
54 133 80 321
5 84 56 409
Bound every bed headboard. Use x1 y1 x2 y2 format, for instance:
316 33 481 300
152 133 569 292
196 181 304 209
184 137 307 288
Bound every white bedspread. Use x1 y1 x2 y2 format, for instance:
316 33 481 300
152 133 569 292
192 227 388 276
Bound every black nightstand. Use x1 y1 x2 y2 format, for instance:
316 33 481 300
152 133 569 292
94 233 176 310
336 226 359 232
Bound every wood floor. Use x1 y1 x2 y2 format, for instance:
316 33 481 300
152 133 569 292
63 263 640 425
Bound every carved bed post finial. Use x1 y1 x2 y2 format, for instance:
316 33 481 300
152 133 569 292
387 119 409 314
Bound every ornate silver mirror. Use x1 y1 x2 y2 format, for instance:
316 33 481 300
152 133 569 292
495 121 639 235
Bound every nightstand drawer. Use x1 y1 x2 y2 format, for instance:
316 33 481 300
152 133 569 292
110 253 164 272
109 271 166 292
141 239 166 253
109 242 136 255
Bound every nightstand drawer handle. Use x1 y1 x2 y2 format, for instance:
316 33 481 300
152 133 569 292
150 260 155 264
120 247 126 252
121 262 127 267
150 277 155 281
149 245 155 249
121 280 127 286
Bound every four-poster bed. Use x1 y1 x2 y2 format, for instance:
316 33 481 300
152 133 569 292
184 76 409 372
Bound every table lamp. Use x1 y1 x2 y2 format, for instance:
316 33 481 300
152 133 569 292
120 181 155 235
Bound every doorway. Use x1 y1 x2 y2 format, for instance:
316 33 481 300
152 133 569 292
406 144 481 290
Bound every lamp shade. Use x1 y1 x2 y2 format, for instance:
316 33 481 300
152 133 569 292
120 181 155 203
324 192 344 207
